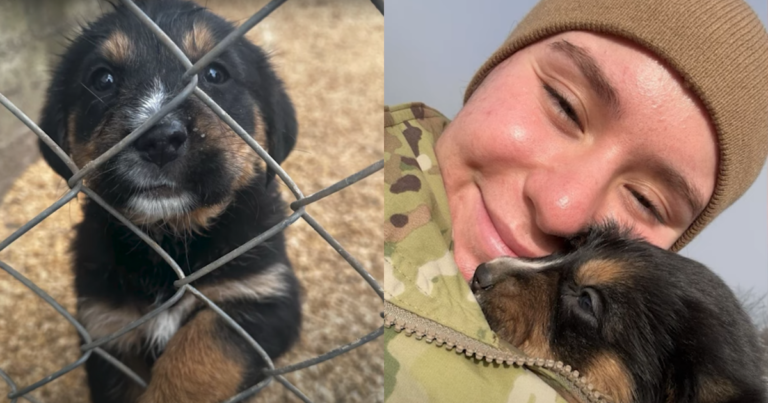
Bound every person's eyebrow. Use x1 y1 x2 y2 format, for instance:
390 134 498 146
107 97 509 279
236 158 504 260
650 160 707 218
548 40 621 116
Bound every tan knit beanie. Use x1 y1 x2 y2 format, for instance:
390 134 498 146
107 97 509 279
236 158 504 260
463 0 768 251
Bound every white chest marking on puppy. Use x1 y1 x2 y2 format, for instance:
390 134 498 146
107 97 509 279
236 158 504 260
143 296 197 351
78 264 291 353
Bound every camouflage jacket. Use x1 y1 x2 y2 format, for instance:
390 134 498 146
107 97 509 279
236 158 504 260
383 103 604 403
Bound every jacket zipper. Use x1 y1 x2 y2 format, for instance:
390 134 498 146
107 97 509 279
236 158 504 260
384 301 609 403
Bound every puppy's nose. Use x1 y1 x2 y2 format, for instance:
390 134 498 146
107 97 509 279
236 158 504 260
135 120 188 168
471 263 495 292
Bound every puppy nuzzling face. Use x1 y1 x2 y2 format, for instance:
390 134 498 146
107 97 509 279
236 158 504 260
472 223 766 403
39 0 294 230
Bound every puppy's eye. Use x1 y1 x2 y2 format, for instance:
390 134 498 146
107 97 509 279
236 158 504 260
90 68 116 93
578 292 592 312
576 288 601 318
202 64 229 84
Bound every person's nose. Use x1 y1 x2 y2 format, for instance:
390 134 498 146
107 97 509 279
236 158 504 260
523 152 617 240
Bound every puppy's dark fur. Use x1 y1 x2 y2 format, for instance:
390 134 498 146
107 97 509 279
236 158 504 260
472 224 765 403
38 1 301 402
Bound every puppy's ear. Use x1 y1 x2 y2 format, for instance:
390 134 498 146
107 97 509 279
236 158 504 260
38 83 76 180
262 77 298 169
240 40 298 183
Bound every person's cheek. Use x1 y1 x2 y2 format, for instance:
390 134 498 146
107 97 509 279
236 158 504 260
626 223 680 249
594 195 682 250
478 113 554 177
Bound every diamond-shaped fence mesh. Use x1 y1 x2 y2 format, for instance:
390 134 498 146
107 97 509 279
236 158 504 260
0 0 384 402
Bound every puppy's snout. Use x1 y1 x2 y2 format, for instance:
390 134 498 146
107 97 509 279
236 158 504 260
135 119 188 168
471 263 496 292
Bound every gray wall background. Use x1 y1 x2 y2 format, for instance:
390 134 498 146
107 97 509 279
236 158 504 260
385 0 768 298
0 0 102 199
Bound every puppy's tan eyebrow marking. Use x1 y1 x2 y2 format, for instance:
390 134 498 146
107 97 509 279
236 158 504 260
183 22 216 59
101 30 133 63
575 259 624 285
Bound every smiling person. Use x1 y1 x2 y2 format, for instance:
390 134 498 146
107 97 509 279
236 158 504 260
383 0 768 402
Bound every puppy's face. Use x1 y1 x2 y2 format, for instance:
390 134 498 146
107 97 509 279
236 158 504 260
471 225 759 403
472 251 637 402
40 0 296 228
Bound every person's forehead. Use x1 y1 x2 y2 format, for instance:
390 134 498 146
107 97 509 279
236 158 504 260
536 31 703 109
554 34 714 145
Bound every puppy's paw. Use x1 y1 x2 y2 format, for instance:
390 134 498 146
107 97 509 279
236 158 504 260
138 310 247 403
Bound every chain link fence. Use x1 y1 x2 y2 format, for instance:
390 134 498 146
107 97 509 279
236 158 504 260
0 0 384 401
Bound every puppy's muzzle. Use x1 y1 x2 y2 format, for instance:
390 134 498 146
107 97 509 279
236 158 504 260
471 260 518 293
134 119 188 168
471 263 496 292
471 256 561 293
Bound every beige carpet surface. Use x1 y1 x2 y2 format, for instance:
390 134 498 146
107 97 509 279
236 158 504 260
0 0 383 402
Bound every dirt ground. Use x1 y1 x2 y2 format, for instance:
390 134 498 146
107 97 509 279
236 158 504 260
0 0 383 402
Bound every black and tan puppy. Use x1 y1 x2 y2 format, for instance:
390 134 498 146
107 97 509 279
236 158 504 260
471 224 765 403
38 1 301 402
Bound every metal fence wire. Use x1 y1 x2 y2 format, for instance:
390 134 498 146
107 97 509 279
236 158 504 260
0 0 384 401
